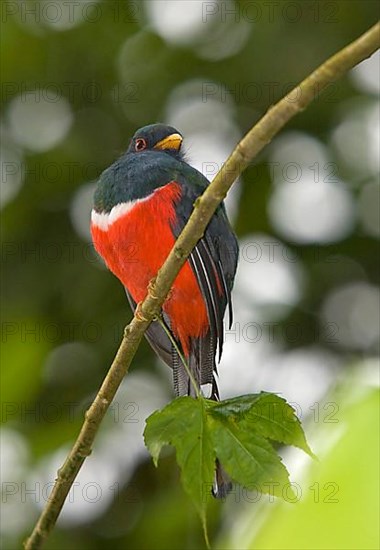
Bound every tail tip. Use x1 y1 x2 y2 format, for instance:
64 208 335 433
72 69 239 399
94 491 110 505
212 479 233 499
212 460 232 499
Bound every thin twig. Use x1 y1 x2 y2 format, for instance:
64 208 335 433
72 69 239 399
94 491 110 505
24 21 380 550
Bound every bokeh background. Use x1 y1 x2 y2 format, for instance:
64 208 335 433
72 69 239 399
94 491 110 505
1 1 379 549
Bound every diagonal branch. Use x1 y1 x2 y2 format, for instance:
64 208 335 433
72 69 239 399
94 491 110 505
24 21 380 550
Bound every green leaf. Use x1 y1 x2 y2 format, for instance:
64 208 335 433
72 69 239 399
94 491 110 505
144 391 315 536
209 392 315 458
144 396 215 530
207 414 292 498
204 393 263 419
246 387 380 550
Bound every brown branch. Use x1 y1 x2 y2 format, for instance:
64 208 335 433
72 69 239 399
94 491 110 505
24 21 380 549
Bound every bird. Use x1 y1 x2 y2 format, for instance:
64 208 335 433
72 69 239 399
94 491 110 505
91 123 239 498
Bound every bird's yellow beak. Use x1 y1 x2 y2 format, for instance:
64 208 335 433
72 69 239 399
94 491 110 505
154 133 183 151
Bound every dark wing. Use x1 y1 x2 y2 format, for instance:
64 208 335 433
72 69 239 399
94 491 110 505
125 182 238 400
172 185 239 398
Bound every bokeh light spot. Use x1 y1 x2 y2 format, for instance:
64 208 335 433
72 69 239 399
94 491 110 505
268 176 356 244
321 282 380 350
351 50 380 95
144 0 217 46
331 100 379 181
235 233 305 316
70 181 96 242
8 92 73 152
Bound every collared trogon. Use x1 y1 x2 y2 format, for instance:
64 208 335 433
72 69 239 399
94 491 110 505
91 123 239 498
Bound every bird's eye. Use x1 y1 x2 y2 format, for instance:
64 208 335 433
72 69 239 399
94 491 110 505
135 138 147 152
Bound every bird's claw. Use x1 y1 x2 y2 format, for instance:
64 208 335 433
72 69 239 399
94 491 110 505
135 302 149 323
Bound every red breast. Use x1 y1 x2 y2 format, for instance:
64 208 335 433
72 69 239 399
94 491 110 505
91 182 208 355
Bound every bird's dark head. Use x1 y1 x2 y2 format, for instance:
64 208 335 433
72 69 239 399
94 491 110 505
127 123 183 159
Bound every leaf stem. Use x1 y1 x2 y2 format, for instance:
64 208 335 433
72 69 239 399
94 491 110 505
155 316 201 399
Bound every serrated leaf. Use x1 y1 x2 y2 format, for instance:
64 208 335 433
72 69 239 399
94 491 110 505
207 414 293 498
144 396 189 466
144 396 215 526
144 391 314 534
204 393 262 419
242 394 315 458
210 392 315 458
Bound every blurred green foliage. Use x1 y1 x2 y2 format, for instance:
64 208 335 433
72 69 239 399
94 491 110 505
243 385 380 550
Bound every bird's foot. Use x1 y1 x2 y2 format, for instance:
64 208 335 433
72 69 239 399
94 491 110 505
135 302 149 323
147 278 159 300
